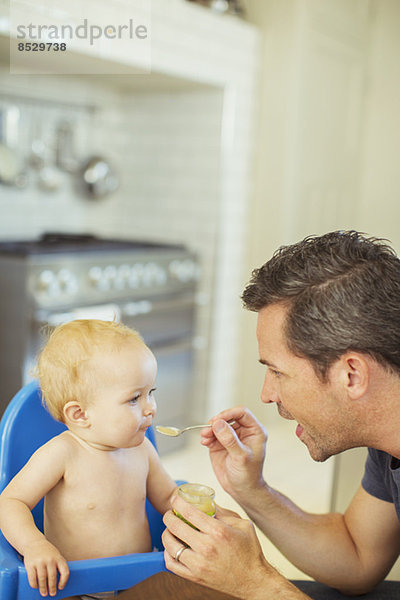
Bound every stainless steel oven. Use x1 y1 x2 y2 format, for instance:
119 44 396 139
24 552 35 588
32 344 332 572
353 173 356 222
0 233 199 454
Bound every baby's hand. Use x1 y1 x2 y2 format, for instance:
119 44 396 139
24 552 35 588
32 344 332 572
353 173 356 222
23 539 69 597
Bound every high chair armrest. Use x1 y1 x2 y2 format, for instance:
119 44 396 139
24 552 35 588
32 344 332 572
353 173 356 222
16 551 168 599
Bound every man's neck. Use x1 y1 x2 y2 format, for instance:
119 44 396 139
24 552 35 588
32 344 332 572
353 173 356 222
361 366 400 458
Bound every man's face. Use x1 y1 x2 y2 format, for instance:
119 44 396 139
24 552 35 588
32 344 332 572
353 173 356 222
256 303 355 462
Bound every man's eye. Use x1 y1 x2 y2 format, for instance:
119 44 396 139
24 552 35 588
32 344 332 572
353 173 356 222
149 388 157 395
130 396 139 404
269 368 281 378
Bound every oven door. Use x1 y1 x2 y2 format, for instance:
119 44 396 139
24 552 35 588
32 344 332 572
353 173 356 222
149 337 194 454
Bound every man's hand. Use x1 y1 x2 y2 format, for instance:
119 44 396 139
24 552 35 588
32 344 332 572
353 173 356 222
200 406 268 500
163 495 272 599
162 495 310 600
23 539 69 597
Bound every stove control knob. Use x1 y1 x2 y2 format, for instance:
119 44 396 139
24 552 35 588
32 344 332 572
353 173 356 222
88 266 110 291
148 263 167 285
36 270 60 297
169 259 197 283
168 261 179 280
104 266 117 288
37 270 55 291
115 264 130 290
57 269 78 295
88 266 102 288
129 264 144 289
142 262 166 286
155 266 167 285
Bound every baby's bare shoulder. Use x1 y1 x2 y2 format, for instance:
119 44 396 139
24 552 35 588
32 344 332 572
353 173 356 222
34 431 76 461
8 432 71 490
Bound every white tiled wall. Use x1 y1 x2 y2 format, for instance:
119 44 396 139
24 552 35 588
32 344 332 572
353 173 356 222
0 0 260 420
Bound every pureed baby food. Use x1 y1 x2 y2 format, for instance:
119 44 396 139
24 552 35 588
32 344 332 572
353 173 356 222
174 483 216 529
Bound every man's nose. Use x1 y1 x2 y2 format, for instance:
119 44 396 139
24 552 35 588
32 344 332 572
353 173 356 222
261 374 279 404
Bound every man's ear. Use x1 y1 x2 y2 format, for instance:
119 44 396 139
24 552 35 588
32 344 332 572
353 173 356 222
63 401 89 427
341 353 369 400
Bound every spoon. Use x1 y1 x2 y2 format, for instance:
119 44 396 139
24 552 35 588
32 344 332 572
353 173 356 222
156 420 236 437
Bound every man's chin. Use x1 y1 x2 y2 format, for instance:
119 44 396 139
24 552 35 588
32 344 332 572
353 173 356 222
303 440 333 463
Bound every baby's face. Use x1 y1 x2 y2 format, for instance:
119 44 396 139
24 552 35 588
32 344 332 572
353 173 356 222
84 341 157 450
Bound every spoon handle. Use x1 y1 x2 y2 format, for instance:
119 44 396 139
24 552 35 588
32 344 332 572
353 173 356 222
183 424 211 432
184 419 236 433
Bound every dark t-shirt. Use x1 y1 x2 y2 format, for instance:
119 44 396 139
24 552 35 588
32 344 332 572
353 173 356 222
362 448 400 521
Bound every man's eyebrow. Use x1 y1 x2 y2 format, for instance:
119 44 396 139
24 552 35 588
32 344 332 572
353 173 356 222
258 359 280 369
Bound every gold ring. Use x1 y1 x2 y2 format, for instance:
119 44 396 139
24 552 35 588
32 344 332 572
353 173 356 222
174 544 188 562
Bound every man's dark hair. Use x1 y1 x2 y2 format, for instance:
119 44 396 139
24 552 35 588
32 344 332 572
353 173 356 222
242 230 400 380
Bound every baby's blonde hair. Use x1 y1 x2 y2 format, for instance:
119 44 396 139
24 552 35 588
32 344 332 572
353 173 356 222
38 319 144 422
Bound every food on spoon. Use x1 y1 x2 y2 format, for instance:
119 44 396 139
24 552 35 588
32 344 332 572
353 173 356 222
155 425 178 436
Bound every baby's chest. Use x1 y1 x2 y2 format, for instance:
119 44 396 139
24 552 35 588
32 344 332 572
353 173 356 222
63 451 148 509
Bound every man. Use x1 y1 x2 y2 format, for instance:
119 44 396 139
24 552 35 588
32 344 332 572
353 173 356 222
162 231 400 599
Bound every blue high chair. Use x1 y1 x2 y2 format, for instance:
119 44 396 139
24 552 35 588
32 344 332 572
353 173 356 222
0 381 182 599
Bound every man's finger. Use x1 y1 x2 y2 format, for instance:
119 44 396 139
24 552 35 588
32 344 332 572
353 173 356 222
212 419 247 455
164 544 194 579
164 497 216 541
215 504 241 519
211 406 260 429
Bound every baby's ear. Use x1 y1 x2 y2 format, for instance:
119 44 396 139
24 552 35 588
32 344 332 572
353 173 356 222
63 401 89 427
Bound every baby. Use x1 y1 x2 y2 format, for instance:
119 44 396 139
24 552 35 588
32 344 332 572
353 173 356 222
0 319 177 599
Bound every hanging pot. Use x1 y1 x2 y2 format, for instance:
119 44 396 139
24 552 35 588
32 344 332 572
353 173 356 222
55 120 119 199
80 155 119 199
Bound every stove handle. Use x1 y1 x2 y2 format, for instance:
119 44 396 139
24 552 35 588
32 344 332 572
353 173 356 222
121 300 153 317
33 295 195 326
121 294 196 318
34 304 152 325
33 303 121 327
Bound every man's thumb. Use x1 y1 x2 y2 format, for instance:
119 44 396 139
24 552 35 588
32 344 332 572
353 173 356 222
212 419 244 453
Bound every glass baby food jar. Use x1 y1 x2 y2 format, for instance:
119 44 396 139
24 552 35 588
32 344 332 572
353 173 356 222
174 483 216 528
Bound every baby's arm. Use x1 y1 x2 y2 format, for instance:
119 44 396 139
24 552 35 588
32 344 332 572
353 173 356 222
0 436 70 597
145 439 178 515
